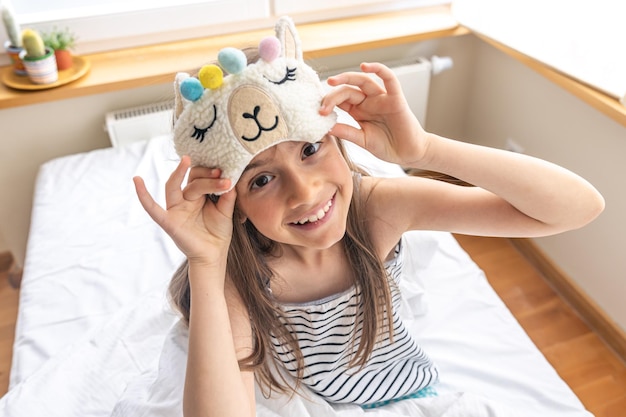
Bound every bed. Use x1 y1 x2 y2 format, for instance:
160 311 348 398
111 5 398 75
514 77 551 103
0 133 593 417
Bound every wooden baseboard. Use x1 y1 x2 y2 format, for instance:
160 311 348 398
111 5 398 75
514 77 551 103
509 238 626 364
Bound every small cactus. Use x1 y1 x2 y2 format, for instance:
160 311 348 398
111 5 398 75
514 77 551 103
22 28 47 59
42 27 76 51
1 0 22 47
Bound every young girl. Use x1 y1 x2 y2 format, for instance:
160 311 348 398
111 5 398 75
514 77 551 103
133 18 604 417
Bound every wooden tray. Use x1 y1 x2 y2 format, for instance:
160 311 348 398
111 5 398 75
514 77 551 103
2 56 90 91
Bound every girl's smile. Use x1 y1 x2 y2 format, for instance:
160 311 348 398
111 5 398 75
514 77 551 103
290 194 334 227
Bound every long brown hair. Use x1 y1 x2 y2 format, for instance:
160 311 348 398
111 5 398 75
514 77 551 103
169 138 395 396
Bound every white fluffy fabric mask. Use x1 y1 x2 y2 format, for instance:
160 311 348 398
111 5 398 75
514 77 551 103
173 16 337 193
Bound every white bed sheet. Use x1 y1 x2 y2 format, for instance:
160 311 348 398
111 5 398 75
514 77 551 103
1 135 592 417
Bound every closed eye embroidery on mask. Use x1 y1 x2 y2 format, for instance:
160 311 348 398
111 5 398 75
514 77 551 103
265 66 296 85
191 104 217 143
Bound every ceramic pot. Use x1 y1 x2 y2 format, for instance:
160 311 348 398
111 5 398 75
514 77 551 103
19 47 58 84
54 49 73 71
4 40 26 75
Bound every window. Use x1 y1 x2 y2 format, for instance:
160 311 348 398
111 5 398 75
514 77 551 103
4 0 269 55
273 0 448 15
2 0 449 59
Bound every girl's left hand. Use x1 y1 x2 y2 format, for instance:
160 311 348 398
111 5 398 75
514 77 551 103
320 62 428 166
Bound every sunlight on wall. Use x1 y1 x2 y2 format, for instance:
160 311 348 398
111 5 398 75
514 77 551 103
453 0 626 104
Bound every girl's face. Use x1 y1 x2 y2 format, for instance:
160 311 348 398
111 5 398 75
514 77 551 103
235 136 353 251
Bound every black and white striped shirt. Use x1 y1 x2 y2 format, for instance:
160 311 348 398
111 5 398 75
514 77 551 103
271 239 438 406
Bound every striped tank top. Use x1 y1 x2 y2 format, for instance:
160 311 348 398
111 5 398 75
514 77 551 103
270 238 438 406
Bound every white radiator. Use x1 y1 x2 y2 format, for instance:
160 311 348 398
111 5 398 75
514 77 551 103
105 56 452 147
105 100 175 148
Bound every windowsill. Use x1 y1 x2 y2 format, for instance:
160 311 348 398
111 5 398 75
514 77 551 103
0 6 465 110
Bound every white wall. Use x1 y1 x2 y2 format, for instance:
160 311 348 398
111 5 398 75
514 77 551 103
452 0 626 103
463 39 626 332
0 230 8 253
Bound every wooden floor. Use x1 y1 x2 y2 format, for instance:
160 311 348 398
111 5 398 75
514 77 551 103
1 236 626 415
454 235 626 417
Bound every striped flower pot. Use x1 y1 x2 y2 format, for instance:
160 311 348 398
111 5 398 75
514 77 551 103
18 47 58 85
4 41 26 75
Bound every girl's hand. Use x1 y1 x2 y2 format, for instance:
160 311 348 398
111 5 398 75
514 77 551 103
133 156 237 267
320 62 428 166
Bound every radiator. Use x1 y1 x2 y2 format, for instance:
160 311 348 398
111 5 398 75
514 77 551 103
105 56 451 147
105 100 175 148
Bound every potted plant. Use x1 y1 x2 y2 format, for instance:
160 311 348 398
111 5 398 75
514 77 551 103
18 28 58 84
42 26 76 70
1 0 26 75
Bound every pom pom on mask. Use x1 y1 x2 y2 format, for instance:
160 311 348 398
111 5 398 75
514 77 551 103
179 78 204 102
259 36 281 62
198 65 223 89
217 48 247 75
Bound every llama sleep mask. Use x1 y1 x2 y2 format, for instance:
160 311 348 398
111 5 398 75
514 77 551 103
173 16 337 193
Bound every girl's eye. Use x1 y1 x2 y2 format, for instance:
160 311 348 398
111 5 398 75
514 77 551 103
302 142 322 159
251 174 274 190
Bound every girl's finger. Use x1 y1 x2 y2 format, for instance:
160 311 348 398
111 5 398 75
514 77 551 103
320 85 366 114
215 187 237 220
133 176 167 226
359 62 404 97
187 166 221 183
327 71 382 93
165 156 192 209
329 123 365 148
326 69 385 97
183 177 232 201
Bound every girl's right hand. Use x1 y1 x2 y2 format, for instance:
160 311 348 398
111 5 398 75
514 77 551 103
133 156 237 267
320 62 427 167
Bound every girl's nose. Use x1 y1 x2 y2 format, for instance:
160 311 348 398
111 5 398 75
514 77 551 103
285 169 319 208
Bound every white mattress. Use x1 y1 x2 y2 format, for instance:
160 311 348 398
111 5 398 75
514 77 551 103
1 134 592 417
